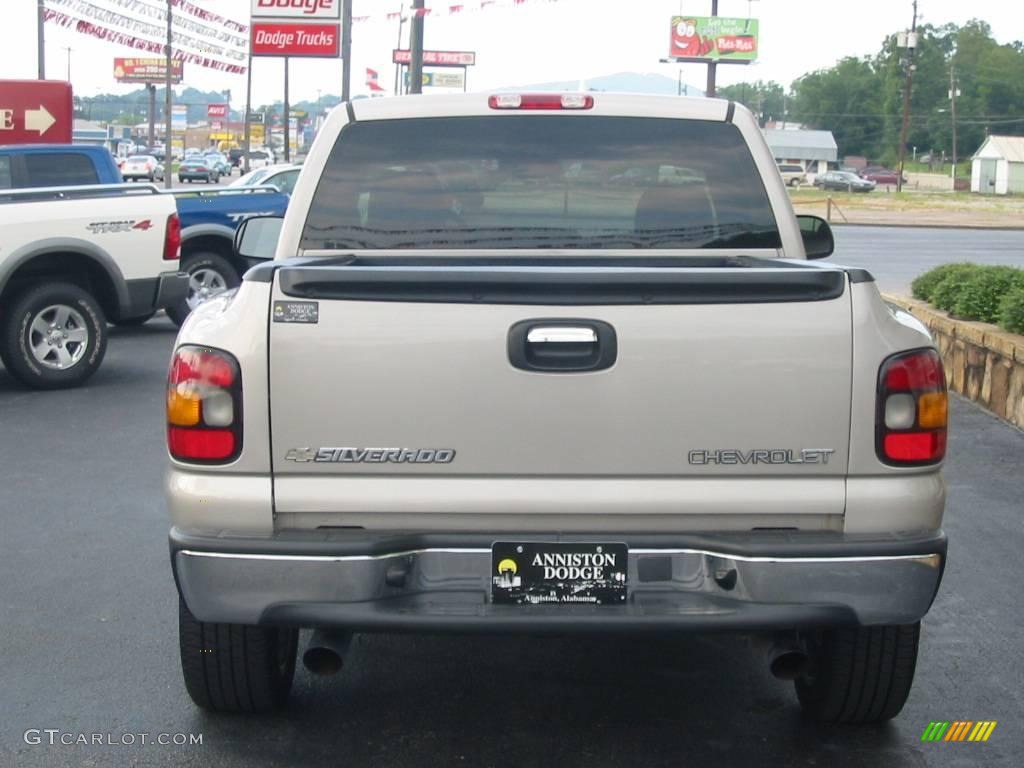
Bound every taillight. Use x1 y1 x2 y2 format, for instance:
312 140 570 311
488 93 594 110
877 349 947 465
167 346 242 464
163 213 181 261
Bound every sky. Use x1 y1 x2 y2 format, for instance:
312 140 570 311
1 0 1021 110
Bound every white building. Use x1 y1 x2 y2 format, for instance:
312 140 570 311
762 129 838 176
971 135 1024 195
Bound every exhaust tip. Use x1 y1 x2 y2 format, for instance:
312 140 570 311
302 647 344 677
769 650 808 681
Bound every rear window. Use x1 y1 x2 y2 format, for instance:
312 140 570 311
0 157 12 189
301 115 781 250
778 164 803 173
24 152 99 187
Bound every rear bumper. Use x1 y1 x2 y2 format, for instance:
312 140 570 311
170 528 946 632
122 271 188 318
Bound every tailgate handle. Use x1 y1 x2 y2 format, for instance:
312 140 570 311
527 327 597 344
509 320 616 373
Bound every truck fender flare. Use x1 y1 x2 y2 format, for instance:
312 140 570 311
0 237 130 313
181 223 237 243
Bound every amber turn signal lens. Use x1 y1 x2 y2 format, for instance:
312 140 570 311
167 388 201 426
917 391 948 429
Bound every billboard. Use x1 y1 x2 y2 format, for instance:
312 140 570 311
404 71 466 89
113 58 184 84
171 104 187 131
669 16 758 62
251 21 340 57
208 104 229 118
251 0 341 20
392 49 476 67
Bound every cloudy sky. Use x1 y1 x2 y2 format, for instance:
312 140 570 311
1 0 1020 109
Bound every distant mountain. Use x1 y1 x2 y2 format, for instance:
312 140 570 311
505 71 704 97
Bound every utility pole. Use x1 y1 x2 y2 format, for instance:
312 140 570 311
243 50 253 172
341 0 352 102
949 63 959 181
283 58 290 163
164 0 173 189
37 0 45 79
896 0 918 193
393 5 406 95
62 46 72 82
147 83 156 150
706 0 718 98
409 0 425 95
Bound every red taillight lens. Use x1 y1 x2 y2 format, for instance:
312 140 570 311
164 213 181 261
877 349 947 465
167 346 242 464
488 93 594 110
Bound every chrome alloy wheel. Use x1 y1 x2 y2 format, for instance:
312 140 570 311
28 304 89 370
186 268 228 310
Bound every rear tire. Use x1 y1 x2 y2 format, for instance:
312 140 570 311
1 282 107 390
178 599 298 713
795 623 920 723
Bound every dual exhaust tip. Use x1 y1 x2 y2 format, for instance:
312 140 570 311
301 629 809 681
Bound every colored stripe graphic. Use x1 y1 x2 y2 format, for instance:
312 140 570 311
922 720 997 742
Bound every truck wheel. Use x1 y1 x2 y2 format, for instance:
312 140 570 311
178 599 298 713
795 623 920 723
1 282 107 390
166 252 241 326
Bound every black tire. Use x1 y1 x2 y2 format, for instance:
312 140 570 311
1 282 107 390
112 312 155 327
795 623 920 723
166 251 241 327
178 598 298 713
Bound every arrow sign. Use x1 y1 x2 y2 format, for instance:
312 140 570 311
0 80 73 145
25 106 56 136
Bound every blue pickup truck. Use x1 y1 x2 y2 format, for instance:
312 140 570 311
0 143 123 187
168 186 289 324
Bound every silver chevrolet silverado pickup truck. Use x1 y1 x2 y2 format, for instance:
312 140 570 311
165 93 948 722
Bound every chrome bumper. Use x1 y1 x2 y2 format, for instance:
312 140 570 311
171 529 946 631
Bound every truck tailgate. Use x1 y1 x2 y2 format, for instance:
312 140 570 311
267 264 852 529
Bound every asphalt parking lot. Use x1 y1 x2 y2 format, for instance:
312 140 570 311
1 227 1022 767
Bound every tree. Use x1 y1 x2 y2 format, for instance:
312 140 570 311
717 80 785 126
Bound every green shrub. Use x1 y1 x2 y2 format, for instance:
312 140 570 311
911 262 975 301
930 264 982 312
952 266 1024 323
999 284 1024 334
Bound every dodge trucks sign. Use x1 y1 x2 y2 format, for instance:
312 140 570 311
251 21 340 57
0 80 73 145
251 0 341 19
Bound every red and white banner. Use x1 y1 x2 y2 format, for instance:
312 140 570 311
366 68 385 92
251 21 340 57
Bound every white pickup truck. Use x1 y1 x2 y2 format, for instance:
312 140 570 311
0 184 187 388
166 94 948 722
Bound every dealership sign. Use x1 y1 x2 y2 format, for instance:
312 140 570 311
0 80 73 145
392 49 476 67
669 16 758 62
251 21 340 57
404 71 467 89
251 0 341 19
113 58 183 84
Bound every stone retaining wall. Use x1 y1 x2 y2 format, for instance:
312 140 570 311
883 294 1024 429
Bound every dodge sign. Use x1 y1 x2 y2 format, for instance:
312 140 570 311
251 0 341 19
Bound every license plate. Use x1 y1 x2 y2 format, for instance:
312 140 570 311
491 542 628 605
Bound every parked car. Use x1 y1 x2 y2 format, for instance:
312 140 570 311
0 184 186 387
814 170 876 193
0 144 123 188
777 163 807 187
860 167 907 185
203 153 233 177
178 158 220 184
168 93 948 724
121 155 165 182
245 149 275 170
231 164 301 195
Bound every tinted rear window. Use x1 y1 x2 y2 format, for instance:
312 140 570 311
24 152 99 187
301 116 780 250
